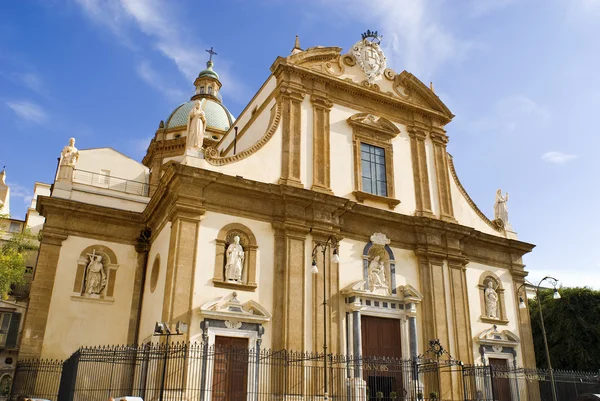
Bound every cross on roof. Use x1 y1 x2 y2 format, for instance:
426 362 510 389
206 47 217 62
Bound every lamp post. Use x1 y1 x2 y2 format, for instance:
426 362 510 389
311 235 340 401
153 321 188 401
517 276 561 401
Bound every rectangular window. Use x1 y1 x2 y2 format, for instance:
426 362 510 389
208 86 214 95
97 169 110 186
0 313 11 346
8 222 21 233
199 86 205 94
360 143 387 197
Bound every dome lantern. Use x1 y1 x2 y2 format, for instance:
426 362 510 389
192 47 222 102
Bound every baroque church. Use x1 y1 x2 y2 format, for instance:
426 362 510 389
19 33 536 399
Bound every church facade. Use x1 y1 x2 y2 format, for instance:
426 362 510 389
19 34 536 399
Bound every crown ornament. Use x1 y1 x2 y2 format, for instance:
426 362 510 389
361 29 383 44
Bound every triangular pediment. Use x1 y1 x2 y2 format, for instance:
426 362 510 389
199 292 271 324
478 325 520 347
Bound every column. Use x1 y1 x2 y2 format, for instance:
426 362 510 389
19 230 67 359
430 130 456 222
278 84 305 188
311 94 334 194
408 128 434 218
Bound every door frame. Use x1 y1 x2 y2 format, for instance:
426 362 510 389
205 328 258 401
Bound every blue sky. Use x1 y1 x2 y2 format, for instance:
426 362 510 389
1 0 598 288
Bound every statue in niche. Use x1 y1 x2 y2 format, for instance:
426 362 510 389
484 281 499 318
494 189 509 225
57 137 79 182
368 255 388 294
85 251 106 295
225 236 244 282
186 100 206 150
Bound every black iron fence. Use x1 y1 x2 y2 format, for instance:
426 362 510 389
11 343 600 401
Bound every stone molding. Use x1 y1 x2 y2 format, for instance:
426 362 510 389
447 154 504 233
205 102 281 165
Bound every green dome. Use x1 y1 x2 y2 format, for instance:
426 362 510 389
198 60 219 80
165 98 235 131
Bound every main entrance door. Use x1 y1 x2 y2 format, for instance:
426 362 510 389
489 358 512 401
361 316 403 400
212 336 249 401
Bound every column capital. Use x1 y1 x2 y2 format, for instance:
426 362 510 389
310 94 333 109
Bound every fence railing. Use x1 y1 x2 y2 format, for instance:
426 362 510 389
72 170 150 197
10 343 600 401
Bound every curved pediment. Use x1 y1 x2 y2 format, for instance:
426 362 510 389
281 44 454 121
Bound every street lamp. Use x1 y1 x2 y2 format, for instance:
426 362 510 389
517 276 561 401
153 321 188 401
310 235 340 401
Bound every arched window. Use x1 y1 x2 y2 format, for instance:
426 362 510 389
478 271 508 324
213 223 258 291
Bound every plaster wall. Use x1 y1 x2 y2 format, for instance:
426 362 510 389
227 98 277 154
329 105 416 215
25 183 50 235
449 166 503 237
465 262 523 366
189 212 275 348
207 122 282 185
40 236 138 359
72 148 149 184
138 222 171 343
219 77 276 154
66 186 149 213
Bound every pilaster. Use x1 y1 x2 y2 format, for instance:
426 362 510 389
278 84 305 188
161 205 204 341
430 130 456 222
19 230 67 359
271 222 309 351
311 94 334 194
408 128 435 218
447 259 474 364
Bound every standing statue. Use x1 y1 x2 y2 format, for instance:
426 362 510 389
186 100 206 150
57 137 79 182
225 236 244 282
85 251 106 295
494 189 509 225
484 281 499 318
368 255 388 291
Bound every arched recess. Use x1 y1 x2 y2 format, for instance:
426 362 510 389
478 271 508 325
362 233 396 295
72 245 119 302
213 223 258 291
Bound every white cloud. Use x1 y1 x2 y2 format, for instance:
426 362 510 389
322 0 473 80
74 0 246 101
541 151 578 164
469 0 518 17
136 61 185 101
461 95 549 135
6 100 48 123
6 182 33 206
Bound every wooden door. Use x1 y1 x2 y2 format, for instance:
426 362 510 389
489 358 512 401
361 316 403 400
212 336 249 401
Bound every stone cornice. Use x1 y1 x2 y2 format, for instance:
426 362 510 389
144 166 534 270
37 195 144 245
